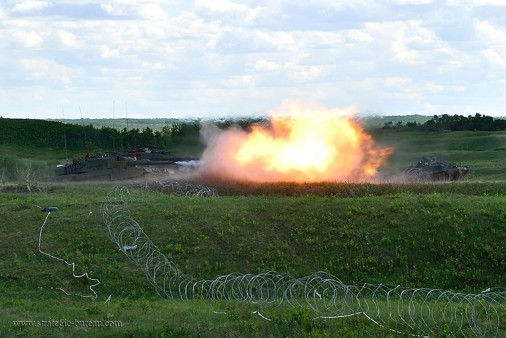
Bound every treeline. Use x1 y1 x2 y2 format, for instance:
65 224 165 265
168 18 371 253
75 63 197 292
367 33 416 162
0 118 163 150
0 117 265 152
383 113 506 131
2 113 504 153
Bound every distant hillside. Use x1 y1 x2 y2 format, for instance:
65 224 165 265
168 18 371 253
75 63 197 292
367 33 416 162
0 118 174 152
359 114 432 128
49 115 435 131
0 117 262 155
47 118 181 131
47 116 265 131
4 114 505 154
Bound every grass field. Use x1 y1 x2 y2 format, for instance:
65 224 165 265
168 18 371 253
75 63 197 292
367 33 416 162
1 181 506 337
371 129 506 181
1 127 506 337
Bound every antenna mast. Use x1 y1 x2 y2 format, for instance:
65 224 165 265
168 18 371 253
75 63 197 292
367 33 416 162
62 106 68 164
112 100 116 151
125 102 128 131
80 107 89 152
125 102 129 149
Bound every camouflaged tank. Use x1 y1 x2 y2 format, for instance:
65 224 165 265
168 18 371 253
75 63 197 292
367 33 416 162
52 153 145 182
403 156 469 181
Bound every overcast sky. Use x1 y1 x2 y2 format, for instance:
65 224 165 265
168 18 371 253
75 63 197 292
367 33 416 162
1 0 506 119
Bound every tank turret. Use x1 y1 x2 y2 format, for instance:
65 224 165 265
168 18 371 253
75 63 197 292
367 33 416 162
52 153 145 182
403 156 468 181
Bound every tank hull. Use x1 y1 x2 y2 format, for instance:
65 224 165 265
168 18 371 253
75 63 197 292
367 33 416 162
50 154 145 182
51 166 145 182
403 156 469 181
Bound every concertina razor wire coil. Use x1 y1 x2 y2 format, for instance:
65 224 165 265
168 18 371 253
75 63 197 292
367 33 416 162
101 181 506 337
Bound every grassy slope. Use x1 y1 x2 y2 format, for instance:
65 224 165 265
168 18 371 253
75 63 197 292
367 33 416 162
0 144 101 180
372 129 506 181
360 114 432 128
1 182 505 337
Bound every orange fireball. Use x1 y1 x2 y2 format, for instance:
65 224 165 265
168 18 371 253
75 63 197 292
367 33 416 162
199 99 392 182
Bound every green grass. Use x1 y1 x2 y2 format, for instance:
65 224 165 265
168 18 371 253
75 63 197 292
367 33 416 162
372 129 506 181
1 182 505 337
2 127 506 336
0 144 105 182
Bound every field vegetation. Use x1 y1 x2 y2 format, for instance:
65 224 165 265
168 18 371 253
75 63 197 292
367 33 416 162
1 116 506 336
0 114 506 181
1 181 506 337
2 114 506 183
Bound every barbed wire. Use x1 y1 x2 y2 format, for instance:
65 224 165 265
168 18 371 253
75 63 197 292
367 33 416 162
155 180 218 197
101 181 506 337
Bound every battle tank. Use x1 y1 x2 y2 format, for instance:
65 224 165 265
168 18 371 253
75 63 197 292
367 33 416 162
52 153 145 182
120 148 197 165
403 156 469 181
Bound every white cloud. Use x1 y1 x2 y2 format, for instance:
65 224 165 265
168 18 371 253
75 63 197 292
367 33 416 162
211 27 297 53
98 45 119 58
57 30 82 48
253 29 296 51
287 64 322 82
194 82 235 105
475 21 506 67
367 77 428 103
347 30 373 43
161 11 207 39
423 103 440 114
17 58 72 86
193 0 264 23
100 3 128 16
59 68 71 86
435 59 465 73
253 59 282 72
389 85 423 100
392 38 422 64
142 22 167 39
447 0 506 6
451 85 466 92
18 58 50 78
425 82 444 94
12 1 51 13
365 20 453 65
390 0 433 4
475 20 506 43
366 21 424 64
138 4 167 20
382 77 412 86
194 0 249 13
2 0 506 118
481 49 506 66
222 75 256 87
0 5 6 19
142 61 169 71
304 0 381 12
296 31 345 47
10 30 44 48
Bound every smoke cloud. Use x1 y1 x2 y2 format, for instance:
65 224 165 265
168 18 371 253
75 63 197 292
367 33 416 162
197 99 392 182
